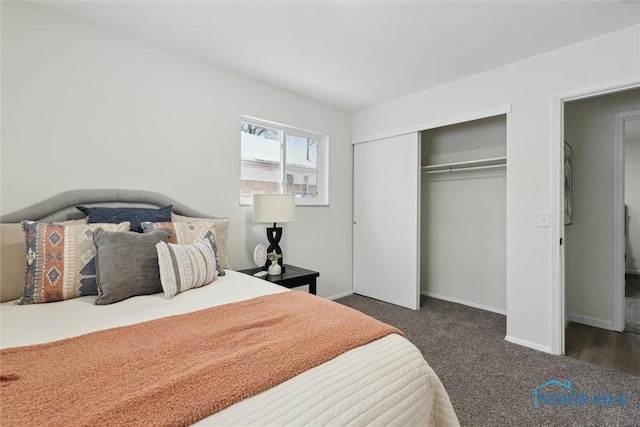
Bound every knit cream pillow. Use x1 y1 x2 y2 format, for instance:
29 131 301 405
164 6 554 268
156 238 218 299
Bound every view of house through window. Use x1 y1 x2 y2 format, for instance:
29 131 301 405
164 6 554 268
240 118 328 205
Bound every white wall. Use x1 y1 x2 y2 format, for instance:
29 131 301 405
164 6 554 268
354 25 640 352
0 2 353 299
420 116 506 313
564 89 640 327
625 127 640 274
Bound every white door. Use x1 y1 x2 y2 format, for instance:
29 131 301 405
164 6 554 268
353 133 421 310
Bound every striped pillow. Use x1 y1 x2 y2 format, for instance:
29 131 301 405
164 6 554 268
156 238 218 299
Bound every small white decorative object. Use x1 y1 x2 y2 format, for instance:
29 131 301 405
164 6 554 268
267 251 282 276
268 262 282 276
253 244 267 268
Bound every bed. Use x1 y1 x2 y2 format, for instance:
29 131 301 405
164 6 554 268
0 189 459 426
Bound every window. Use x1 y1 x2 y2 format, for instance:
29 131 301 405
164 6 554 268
240 117 328 206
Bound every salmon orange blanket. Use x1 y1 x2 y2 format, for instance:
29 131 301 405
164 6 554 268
1 291 402 426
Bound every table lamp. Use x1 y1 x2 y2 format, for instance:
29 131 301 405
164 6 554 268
253 193 296 273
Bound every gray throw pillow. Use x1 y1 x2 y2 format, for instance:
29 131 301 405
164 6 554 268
93 228 172 305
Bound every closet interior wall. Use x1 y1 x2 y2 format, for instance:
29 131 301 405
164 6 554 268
420 115 507 314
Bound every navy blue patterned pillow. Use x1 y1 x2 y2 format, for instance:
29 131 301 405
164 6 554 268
77 205 172 233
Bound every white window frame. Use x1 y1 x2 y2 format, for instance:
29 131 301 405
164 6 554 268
240 115 329 206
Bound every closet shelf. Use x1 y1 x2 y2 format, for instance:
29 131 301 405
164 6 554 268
421 156 506 174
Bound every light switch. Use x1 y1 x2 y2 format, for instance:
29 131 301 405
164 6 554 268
537 211 550 228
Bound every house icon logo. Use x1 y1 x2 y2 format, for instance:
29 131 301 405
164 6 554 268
530 379 627 408
530 379 575 408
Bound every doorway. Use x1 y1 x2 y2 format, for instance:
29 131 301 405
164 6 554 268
561 89 640 374
551 81 640 356
623 117 640 335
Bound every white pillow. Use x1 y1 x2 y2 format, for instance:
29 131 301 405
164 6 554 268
156 238 218 299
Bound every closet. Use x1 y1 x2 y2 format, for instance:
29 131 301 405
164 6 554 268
420 115 507 313
352 114 507 313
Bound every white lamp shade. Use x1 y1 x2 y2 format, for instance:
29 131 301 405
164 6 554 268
253 194 296 223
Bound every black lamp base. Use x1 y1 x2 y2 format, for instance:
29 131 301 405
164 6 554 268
265 223 285 273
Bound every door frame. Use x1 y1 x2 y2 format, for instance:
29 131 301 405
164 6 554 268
613 109 640 331
551 79 640 355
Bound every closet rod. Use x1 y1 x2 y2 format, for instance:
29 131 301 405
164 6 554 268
422 163 506 174
421 156 506 174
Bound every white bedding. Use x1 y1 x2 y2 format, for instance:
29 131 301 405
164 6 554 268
1 271 459 426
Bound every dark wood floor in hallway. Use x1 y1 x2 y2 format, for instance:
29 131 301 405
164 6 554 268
565 322 640 376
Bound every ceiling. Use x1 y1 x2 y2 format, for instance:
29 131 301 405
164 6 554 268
37 1 640 112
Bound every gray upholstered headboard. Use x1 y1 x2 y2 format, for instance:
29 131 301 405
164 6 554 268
0 189 218 223
0 189 223 302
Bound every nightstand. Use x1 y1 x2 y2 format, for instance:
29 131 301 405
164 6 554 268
238 264 319 295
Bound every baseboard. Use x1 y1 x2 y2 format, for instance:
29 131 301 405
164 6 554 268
420 292 506 315
567 313 613 330
504 335 552 354
625 269 640 275
326 291 353 301
565 313 571 328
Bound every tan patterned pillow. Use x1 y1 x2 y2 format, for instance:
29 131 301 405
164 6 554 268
1 219 88 303
149 216 230 269
156 238 218 299
19 221 131 304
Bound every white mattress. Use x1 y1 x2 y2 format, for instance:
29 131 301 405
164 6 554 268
1 271 459 426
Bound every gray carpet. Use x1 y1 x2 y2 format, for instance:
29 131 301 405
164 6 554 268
337 294 640 427
627 274 640 335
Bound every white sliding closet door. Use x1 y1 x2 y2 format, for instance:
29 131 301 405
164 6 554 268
353 133 420 310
